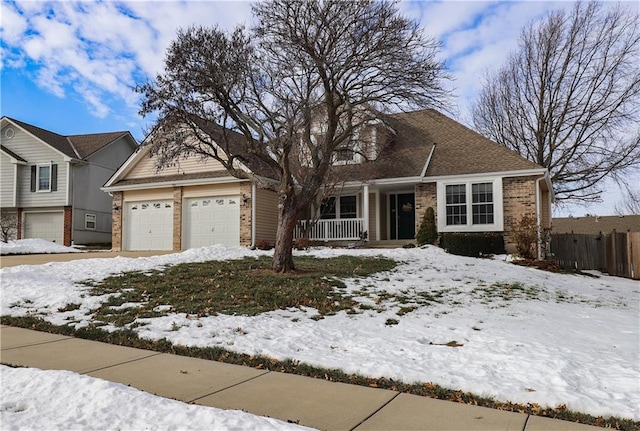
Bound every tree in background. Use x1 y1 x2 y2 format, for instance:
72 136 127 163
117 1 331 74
137 0 450 272
0 210 17 243
473 1 640 204
615 185 640 215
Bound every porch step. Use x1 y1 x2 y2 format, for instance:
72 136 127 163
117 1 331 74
366 240 416 249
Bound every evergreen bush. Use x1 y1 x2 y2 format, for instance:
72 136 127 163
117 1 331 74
416 207 437 246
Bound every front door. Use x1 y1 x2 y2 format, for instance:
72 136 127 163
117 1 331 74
390 193 415 240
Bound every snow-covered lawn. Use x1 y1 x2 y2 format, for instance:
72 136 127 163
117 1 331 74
1 365 312 430
0 238 82 255
1 245 638 421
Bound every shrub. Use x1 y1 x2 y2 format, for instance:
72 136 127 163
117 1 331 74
512 214 538 259
416 207 437 246
295 237 310 250
255 239 272 250
440 232 505 257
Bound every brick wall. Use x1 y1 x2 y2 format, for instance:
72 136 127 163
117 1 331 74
172 187 183 251
415 182 437 234
111 191 123 251
63 206 72 246
239 182 252 246
502 176 538 253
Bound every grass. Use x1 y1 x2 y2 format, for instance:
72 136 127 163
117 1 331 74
83 255 396 327
3 255 636 430
1 315 637 431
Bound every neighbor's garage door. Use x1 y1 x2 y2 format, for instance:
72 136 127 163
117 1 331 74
23 212 64 244
183 196 240 248
124 200 173 250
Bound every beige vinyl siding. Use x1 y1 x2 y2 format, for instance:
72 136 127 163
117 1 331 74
183 183 243 198
125 152 226 179
0 153 16 207
123 188 173 202
367 192 376 241
255 187 278 243
1 125 68 208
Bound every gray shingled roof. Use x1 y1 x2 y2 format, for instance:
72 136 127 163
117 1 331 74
4 117 133 160
553 215 640 234
329 109 542 181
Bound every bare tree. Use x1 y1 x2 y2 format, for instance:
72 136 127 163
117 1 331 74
137 0 450 272
473 1 640 203
0 210 18 243
615 185 640 215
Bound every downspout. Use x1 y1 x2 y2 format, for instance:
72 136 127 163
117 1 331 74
251 182 257 248
535 176 545 260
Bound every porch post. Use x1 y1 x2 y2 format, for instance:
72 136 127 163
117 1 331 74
363 183 369 242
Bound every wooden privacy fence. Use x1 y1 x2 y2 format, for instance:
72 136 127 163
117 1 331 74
551 231 640 280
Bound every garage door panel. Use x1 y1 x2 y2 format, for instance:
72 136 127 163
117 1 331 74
23 212 64 244
124 200 173 251
184 196 239 249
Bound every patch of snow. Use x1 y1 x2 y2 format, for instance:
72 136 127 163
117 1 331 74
1 245 638 420
0 365 313 431
0 239 83 255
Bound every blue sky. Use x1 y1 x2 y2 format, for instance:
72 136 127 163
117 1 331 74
0 0 635 215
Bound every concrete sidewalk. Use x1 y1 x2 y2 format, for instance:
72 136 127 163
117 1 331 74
0 250 174 268
0 326 600 431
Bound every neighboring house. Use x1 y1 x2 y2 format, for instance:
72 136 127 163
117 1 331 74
553 215 640 235
0 117 138 245
103 109 553 256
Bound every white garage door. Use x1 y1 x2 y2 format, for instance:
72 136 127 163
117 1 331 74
23 212 64 244
124 200 173 251
183 196 240 248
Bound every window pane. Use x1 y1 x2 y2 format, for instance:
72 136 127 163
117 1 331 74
472 182 494 225
320 197 336 219
38 166 50 190
446 185 466 225
339 196 357 218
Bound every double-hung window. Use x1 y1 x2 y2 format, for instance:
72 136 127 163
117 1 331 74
38 164 51 191
320 195 357 219
438 178 502 232
31 163 57 192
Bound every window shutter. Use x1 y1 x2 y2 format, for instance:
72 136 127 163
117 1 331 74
51 164 58 191
30 166 36 192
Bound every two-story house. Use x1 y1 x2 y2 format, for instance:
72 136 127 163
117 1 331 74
0 116 137 246
103 109 553 256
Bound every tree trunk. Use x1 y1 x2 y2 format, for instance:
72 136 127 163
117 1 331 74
272 200 299 273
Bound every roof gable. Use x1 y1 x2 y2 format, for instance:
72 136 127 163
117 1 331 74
1 116 136 161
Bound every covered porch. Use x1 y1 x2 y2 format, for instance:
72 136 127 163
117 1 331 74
293 183 418 243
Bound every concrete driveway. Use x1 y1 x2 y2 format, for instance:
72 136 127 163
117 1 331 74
0 251 175 268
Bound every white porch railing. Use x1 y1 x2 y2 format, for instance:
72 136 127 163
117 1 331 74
295 218 366 241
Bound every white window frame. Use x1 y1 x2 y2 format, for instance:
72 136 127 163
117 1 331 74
437 177 503 232
320 195 359 219
85 213 96 230
36 163 52 192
